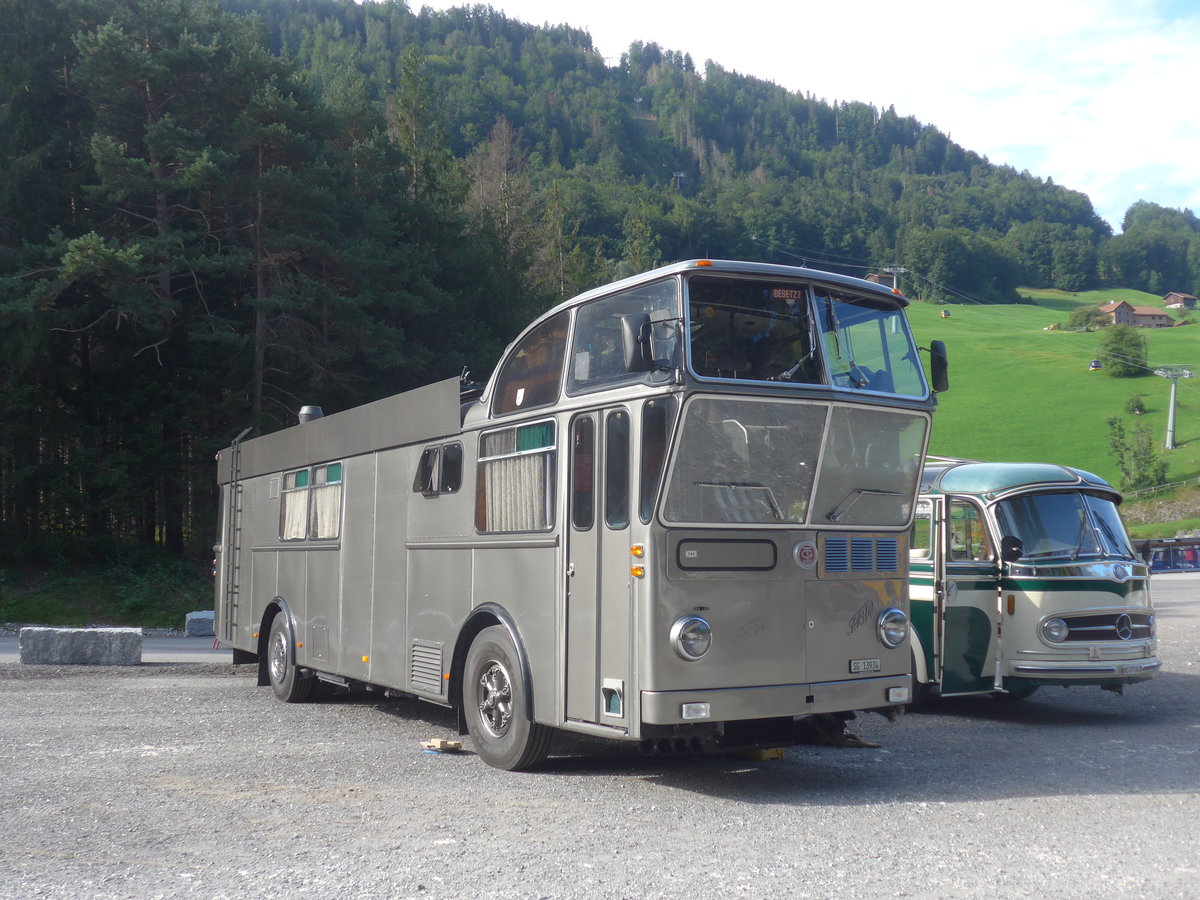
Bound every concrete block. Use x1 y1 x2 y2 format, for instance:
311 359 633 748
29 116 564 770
19 627 142 665
185 610 215 637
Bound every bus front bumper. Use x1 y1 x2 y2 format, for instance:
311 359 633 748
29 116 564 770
640 674 910 726
1010 658 1161 679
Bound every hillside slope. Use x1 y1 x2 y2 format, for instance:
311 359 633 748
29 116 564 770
909 289 1200 488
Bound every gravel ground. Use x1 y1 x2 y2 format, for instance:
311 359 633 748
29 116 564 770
3 575 1199 900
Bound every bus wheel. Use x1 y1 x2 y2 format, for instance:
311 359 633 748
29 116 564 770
267 615 314 702
463 626 551 771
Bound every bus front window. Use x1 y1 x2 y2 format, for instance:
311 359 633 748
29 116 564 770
815 288 926 397
686 276 820 384
994 492 1134 561
662 397 825 525
660 397 926 527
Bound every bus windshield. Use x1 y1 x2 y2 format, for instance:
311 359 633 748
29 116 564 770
661 396 926 527
994 491 1137 561
683 275 926 397
815 288 926 396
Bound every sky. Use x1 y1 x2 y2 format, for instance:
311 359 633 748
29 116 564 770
418 0 1200 233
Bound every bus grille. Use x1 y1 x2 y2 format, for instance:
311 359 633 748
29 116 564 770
823 537 900 575
411 639 445 695
1058 612 1154 642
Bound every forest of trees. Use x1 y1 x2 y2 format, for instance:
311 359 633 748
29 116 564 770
3 0 1200 564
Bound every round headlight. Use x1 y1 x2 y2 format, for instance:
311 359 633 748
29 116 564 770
1042 617 1069 643
877 607 909 649
670 616 712 660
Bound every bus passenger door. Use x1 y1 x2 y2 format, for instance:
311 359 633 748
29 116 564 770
566 409 633 726
937 497 1002 696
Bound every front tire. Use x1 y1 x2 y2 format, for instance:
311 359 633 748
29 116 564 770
463 625 551 770
267 614 314 702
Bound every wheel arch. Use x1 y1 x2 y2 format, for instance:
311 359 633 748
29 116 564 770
255 597 295 687
450 603 536 723
910 628 932 686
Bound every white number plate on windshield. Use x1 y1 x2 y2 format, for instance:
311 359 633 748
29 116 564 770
850 658 881 673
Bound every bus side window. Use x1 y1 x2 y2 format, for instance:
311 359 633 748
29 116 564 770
280 468 311 540
281 464 343 540
415 443 463 496
605 410 630 529
572 418 595 530
476 420 557 533
413 447 439 496
566 279 678 394
639 397 677 523
492 311 570 415
310 463 343 540
439 443 463 493
910 502 933 559
949 500 991 561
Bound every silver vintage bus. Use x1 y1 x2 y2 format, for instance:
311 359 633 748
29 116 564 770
215 259 947 769
908 458 1159 704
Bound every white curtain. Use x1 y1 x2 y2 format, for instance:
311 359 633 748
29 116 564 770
311 484 343 539
484 454 549 532
282 492 309 540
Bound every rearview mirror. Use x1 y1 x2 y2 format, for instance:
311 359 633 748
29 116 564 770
1000 535 1024 563
929 340 949 393
620 313 653 372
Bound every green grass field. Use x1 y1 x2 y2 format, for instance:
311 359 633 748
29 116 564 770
906 288 1200 490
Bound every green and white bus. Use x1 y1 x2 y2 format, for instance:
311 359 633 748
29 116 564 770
215 259 948 769
909 458 1159 703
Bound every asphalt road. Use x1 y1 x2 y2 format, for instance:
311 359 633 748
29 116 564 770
2 576 1198 899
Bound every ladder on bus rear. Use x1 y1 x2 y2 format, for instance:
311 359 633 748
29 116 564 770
220 427 252 642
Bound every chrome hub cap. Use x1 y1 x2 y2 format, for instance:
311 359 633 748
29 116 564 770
477 661 513 738
269 627 288 683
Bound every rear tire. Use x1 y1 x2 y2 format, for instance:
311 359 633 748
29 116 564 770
267 614 314 702
463 625 551 770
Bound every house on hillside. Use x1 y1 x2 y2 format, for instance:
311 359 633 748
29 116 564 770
1098 300 1176 328
1164 291 1198 311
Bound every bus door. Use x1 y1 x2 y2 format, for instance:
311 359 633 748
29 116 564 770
565 408 633 727
937 496 1002 695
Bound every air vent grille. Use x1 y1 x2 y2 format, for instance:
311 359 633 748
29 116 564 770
822 536 901 575
411 639 445 696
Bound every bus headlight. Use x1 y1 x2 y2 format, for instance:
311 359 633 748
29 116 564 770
670 616 712 660
877 607 909 649
1042 618 1069 643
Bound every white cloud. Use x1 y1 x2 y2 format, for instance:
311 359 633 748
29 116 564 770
419 0 1200 229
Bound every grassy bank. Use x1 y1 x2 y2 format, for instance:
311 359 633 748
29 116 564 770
907 287 1200 489
0 555 211 630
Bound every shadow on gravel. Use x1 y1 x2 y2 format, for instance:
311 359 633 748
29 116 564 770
274 665 1200 811
50 658 1192 808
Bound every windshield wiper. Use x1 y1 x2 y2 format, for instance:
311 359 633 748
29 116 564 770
1091 513 1133 559
827 488 902 522
696 481 785 521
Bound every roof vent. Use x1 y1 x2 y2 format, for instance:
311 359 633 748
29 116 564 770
298 405 324 424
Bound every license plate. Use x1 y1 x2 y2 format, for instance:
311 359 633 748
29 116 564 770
850 658 881 673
